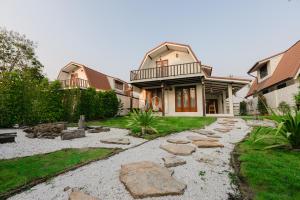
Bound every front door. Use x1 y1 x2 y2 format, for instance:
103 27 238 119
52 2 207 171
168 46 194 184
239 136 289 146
145 89 162 112
175 86 197 112
156 60 168 77
206 99 218 114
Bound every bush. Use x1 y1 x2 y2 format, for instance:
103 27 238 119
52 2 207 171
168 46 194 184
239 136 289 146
127 109 157 136
257 94 268 115
278 101 290 115
239 101 247 115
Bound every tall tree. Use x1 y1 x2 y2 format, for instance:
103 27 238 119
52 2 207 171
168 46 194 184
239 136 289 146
0 27 43 77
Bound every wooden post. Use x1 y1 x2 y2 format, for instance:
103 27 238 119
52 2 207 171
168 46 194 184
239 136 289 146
161 82 165 116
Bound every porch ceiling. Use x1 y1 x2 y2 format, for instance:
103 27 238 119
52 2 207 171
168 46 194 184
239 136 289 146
204 79 248 95
131 76 202 88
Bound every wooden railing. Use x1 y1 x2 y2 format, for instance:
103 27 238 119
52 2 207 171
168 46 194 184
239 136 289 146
59 78 89 89
130 62 201 81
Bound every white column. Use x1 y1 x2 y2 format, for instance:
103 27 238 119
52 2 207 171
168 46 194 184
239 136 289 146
222 90 227 114
228 84 234 116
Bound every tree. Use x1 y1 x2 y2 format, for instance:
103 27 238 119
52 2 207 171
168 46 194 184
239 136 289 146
0 27 43 77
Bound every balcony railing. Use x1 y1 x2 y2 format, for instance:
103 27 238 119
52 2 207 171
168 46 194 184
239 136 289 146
130 62 201 81
59 78 89 89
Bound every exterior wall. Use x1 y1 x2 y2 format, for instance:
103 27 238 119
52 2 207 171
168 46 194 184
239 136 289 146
58 65 88 81
141 50 195 70
257 53 283 83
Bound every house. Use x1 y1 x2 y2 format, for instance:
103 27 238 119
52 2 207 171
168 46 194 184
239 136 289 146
57 62 132 114
246 40 300 113
129 42 250 117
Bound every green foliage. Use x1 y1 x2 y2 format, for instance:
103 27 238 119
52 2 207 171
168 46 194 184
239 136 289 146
278 101 290 115
295 86 300 110
257 94 268 115
127 109 158 136
0 148 116 197
252 111 300 149
239 101 247 115
98 90 119 118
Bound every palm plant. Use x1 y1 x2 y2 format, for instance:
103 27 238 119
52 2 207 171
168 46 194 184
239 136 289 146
127 109 158 136
254 110 300 149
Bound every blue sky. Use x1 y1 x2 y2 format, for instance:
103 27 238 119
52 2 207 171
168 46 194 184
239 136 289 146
0 0 299 81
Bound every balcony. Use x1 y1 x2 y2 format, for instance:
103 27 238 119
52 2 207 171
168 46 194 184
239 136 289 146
59 78 89 89
130 62 202 81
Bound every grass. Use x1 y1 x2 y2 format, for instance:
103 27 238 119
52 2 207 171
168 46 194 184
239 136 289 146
236 127 300 200
0 148 118 197
86 116 216 140
240 115 270 121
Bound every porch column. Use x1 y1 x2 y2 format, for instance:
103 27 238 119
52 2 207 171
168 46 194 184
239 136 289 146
161 82 165 116
222 90 227 114
228 84 234 116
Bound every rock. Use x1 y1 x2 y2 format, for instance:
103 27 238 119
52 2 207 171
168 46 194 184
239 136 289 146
186 135 219 142
61 129 85 140
206 135 222 138
192 141 224 148
213 128 231 133
162 156 186 167
160 144 196 156
87 129 100 133
100 138 130 145
69 190 100 200
196 156 215 165
78 115 86 129
167 138 190 144
64 186 71 191
87 126 110 133
120 161 186 198
24 122 67 139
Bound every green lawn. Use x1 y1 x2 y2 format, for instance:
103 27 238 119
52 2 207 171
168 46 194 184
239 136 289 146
0 148 118 198
236 128 300 200
87 116 216 140
240 115 270 121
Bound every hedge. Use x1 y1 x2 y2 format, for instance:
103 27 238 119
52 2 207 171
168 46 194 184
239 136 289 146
0 72 119 127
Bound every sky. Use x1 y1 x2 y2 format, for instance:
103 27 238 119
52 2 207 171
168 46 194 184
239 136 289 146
0 0 299 81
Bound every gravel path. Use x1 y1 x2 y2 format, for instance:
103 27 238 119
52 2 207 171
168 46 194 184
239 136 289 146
8 118 251 200
0 128 146 159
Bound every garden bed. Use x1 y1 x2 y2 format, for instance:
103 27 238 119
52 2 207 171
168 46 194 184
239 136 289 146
0 147 120 199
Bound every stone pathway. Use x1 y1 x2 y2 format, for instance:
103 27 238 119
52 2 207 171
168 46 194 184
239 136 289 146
8 118 251 200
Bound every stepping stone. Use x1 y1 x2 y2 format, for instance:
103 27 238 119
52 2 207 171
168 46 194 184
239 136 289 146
100 138 130 145
69 190 100 200
167 138 190 144
206 135 222 138
120 161 186 198
191 129 215 135
186 135 219 142
160 144 196 156
162 156 186 167
213 128 231 133
193 141 224 148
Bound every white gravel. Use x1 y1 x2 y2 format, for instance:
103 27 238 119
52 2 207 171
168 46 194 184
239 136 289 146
8 118 251 200
0 128 146 159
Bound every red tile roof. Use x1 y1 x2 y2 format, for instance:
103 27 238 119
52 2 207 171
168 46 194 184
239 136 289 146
246 40 300 97
83 65 112 90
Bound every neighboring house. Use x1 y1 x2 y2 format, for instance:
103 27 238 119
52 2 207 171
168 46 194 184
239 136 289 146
57 62 132 114
246 40 300 113
129 42 250 117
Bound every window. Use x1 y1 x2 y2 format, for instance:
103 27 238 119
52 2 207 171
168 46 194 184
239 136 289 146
175 86 197 112
259 64 268 79
277 82 287 90
262 89 269 94
115 80 124 90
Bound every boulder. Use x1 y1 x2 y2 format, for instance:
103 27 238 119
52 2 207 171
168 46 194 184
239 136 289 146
69 190 100 200
61 129 85 140
120 161 186 198
192 141 224 148
24 122 67 139
160 144 196 156
100 138 130 145
162 156 186 167
167 138 190 144
186 135 219 142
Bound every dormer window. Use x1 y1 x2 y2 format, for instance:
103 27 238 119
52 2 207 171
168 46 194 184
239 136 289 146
115 80 124 90
259 64 268 79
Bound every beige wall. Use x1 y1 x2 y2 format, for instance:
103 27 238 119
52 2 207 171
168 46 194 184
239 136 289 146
257 53 283 82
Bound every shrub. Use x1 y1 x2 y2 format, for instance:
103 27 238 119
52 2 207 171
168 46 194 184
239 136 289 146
127 109 157 136
98 90 119 118
278 101 290 115
257 94 268 115
239 101 247 115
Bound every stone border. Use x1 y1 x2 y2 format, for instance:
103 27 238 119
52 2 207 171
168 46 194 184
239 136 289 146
0 147 122 199
230 137 255 200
